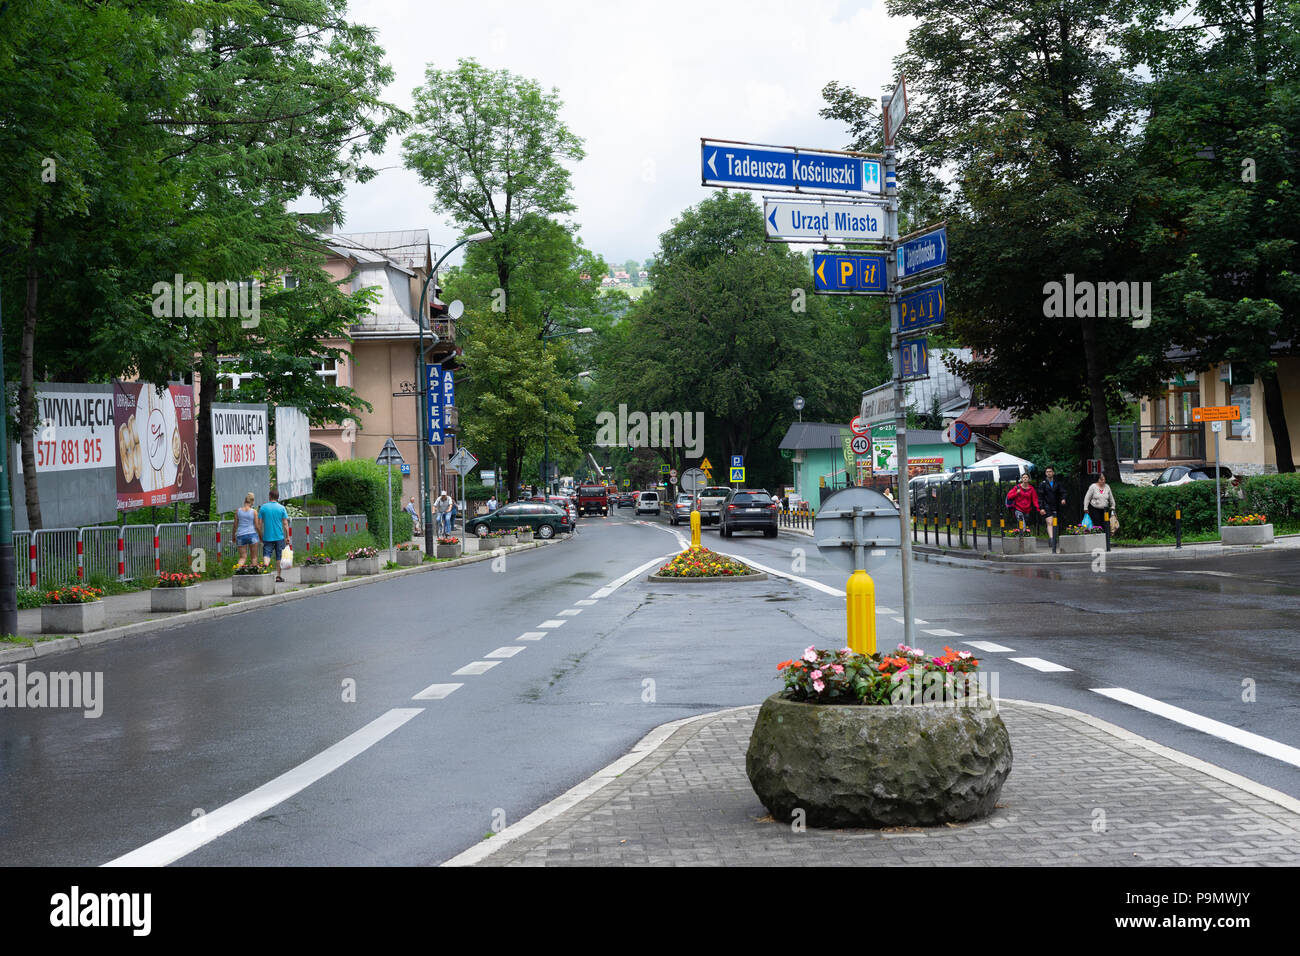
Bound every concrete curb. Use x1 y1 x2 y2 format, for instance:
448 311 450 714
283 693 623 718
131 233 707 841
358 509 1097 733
0 536 572 667
444 696 1300 866
645 571 770 583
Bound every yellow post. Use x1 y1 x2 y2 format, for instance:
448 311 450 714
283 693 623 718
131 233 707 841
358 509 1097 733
690 508 701 548
846 569 876 655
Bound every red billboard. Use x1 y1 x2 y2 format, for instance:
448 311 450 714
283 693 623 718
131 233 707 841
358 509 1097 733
113 382 198 510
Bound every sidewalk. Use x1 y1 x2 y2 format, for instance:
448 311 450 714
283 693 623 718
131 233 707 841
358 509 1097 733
1 534 568 665
452 700 1300 866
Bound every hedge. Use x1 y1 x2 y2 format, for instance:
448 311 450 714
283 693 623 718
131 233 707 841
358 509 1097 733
1112 481 1220 538
1242 473 1300 524
313 459 412 544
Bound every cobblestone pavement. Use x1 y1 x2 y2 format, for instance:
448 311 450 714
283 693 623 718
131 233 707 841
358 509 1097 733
468 702 1300 866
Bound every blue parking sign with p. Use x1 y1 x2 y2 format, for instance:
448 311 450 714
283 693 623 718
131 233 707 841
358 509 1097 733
730 455 743 467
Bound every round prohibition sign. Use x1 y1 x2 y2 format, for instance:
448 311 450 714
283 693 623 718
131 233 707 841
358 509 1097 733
850 435 870 455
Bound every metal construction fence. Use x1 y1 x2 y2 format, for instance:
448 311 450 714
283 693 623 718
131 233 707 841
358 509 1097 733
16 514 369 591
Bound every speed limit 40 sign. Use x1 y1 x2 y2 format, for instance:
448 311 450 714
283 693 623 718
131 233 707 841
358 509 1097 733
850 435 870 455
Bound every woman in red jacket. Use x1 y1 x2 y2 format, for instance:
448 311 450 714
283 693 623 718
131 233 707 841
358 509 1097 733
1005 474 1043 529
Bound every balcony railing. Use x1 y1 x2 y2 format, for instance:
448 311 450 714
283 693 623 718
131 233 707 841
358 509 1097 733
429 319 455 343
1110 423 1205 464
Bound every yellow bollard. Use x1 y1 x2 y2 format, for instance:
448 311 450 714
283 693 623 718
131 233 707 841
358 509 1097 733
846 569 876 655
690 509 701 549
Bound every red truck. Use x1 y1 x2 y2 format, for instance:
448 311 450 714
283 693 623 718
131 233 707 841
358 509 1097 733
577 484 609 516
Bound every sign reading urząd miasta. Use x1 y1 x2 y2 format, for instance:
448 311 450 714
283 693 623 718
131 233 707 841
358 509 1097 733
702 140 882 196
764 199 886 242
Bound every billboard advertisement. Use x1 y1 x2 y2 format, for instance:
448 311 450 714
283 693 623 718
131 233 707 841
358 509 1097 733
113 382 198 511
212 402 269 513
274 405 313 499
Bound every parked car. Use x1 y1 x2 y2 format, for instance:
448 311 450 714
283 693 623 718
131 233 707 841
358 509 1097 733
530 494 578 524
466 502 572 539
635 490 661 515
668 493 694 525
1151 464 1234 487
720 489 779 537
696 486 733 526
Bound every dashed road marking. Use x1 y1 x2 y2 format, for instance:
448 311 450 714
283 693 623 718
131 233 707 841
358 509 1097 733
1092 688 1300 769
574 599 597 606
103 708 424 867
923 628 963 638
453 661 500 676
412 683 462 700
1010 657 1073 673
965 640 1015 653
539 619 567 629
517 631 547 641
485 646 526 659
876 607 898 615
558 608 582 616
892 617 930 626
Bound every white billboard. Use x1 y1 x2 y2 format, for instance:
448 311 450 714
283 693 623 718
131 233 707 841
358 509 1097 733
274 406 313 499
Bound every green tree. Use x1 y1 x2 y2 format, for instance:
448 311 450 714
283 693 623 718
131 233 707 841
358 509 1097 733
1001 406 1086 474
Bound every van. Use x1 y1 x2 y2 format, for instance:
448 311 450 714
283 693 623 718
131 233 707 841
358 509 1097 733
634 490 660 515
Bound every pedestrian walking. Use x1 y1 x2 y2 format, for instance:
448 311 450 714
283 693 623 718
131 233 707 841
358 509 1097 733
1038 467 1067 541
233 492 260 568
404 496 420 536
1083 473 1118 532
1005 473 1042 530
434 490 453 536
255 487 290 582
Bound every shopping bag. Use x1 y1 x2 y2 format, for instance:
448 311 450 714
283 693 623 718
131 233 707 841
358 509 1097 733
280 545 294 569
1109 514 1119 534
1080 513 1093 529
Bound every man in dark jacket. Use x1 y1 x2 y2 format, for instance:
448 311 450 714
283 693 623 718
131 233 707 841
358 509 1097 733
1038 466 1067 541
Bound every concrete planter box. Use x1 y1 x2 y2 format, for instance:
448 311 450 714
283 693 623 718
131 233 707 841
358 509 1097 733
346 556 381 576
300 562 342 583
988 535 1037 554
395 549 423 566
232 573 276 596
42 600 105 634
746 693 1012 828
498 535 518 548
436 543 463 559
1055 533 1106 554
151 584 202 612
1222 523 1273 545
462 538 480 554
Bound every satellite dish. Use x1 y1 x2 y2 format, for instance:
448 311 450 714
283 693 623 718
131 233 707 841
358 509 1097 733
448 299 465 320
958 384 972 400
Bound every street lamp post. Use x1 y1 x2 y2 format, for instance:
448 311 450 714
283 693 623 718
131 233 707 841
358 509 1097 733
538 327 593 495
417 230 491 555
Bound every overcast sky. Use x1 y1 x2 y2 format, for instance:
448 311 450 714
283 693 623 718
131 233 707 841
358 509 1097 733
332 0 913 267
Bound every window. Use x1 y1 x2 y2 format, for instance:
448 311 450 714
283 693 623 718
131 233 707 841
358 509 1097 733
1228 384 1252 440
283 274 298 289
217 358 256 392
314 358 338 386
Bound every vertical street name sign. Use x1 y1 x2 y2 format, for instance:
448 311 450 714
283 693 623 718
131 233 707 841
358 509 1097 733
426 363 444 445
702 140 882 196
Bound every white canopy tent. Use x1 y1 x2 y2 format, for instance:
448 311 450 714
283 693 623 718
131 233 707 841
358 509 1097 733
968 452 1035 470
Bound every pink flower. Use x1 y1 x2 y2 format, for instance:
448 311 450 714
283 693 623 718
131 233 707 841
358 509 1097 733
831 664 844 674
841 647 853 655
810 669 823 681
803 647 818 663
813 680 825 693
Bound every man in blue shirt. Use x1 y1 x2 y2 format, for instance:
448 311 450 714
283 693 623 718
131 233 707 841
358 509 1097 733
256 488 291 582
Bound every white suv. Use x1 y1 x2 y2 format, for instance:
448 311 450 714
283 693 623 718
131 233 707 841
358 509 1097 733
635 491 661 515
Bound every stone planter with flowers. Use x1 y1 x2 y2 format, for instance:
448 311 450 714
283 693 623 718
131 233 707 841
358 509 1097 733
232 561 276 595
746 644 1011 828
436 537 463 559
300 554 342 583
346 547 380 576
42 585 106 633
395 543 423 566
1222 514 1273 545
151 571 203 611
988 529 1038 554
1055 526 1107 554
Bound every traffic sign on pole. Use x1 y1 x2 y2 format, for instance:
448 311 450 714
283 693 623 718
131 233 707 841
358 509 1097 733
897 225 947 280
730 466 745 483
763 199 887 242
898 281 945 334
376 438 405 466
701 140 883 196
951 421 972 447
850 416 869 438
900 337 928 380
730 455 743 468
1192 405 1241 423
850 435 870 455
884 75 908 146
812 252 888 294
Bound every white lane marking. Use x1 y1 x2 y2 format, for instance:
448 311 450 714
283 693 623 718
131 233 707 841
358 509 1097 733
574 600 597 606
453 661 500 676
924 628 963 638
103 708 423 867
558 608 582 616
965 640 1015 653
719 553 845 597
517 631 547 641
876 606 898 615
1092 688 1300 769
891 617 930 626
539 619 567 629
1182 570 1234 577
593 553 676 599
485 646 525 659
412 683 462 700
1010 657 1073 673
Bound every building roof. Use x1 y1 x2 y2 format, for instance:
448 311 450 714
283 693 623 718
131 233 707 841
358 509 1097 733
338 230 439 273
958 407 1014 428
779 422 845 450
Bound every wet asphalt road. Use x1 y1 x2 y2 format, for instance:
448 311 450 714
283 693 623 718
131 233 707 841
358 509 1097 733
1 511 1296 866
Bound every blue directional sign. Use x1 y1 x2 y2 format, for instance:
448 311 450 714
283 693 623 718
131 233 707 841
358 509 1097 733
897 226 947 280
702 140 882 196
730 455 743 468
426 363 444 445
812 252 888 294
898 282 945 334
442 366 455 408
900 337 928 380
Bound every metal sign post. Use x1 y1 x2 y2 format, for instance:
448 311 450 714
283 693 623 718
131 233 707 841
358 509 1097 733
1213 421 1223 536
376 438 406 560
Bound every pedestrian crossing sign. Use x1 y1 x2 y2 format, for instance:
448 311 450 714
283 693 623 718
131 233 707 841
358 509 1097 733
730 466 745 483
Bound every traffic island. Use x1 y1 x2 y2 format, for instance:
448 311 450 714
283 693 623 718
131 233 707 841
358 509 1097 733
646 545 765 582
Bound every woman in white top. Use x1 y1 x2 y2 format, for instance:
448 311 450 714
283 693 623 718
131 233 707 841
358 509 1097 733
1083 473 1117 529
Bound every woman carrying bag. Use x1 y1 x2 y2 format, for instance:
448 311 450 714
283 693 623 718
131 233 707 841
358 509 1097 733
1083 473 1118 533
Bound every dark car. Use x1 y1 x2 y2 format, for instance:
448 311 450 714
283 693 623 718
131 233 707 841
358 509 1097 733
667 493 694 525
465 501 572 539
615 492 634 508
720 489 779 538
530 494 578 524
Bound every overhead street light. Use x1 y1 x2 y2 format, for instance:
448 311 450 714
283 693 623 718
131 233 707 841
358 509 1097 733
539 327 594 494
